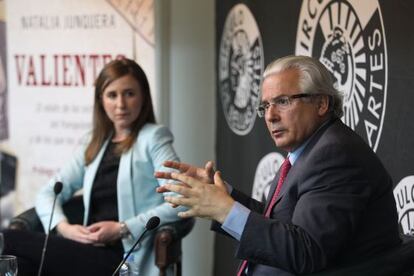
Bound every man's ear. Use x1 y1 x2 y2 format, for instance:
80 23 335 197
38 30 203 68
317 95 330 116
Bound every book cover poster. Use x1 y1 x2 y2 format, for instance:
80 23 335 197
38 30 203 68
0 0 155 213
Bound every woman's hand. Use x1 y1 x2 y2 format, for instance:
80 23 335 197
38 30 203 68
57 221 94 244
57 221 122 245
87 221 122 244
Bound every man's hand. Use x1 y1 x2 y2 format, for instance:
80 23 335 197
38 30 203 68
155 160 216 194
162 170 234 224
155 161 217 208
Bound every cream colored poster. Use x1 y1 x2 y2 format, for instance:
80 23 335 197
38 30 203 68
0 0 155 215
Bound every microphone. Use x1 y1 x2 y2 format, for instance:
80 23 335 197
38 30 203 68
112 216 160 276
37 181 63 276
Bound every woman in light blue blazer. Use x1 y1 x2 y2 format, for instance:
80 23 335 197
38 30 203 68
3 58 183 276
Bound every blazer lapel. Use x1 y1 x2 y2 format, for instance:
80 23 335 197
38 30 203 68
117 147 135 221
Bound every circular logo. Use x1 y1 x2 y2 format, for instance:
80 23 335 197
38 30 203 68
252 152 285 202
393 176 414 235
295 0 387 151
219 3 264 136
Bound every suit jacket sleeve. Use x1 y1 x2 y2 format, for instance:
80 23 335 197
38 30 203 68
232 188 265 213
236 137 379 274
211 187 265 236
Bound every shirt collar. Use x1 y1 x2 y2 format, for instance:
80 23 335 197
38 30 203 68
287 118 333 165
288 140 308 165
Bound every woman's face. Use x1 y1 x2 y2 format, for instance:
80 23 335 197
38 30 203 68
101 74 143 139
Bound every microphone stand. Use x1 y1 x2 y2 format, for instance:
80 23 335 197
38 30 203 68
111 228 149 276
37 182 62 276
112 216 160 276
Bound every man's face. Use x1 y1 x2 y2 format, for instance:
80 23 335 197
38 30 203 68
261 68 328 152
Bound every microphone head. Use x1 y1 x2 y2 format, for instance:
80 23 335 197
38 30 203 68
54 181 63 195
146 216 160 230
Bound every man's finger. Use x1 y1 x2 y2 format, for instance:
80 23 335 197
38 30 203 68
163 183 194 197
157 182 192 193
168 203 180 208
159 183 183 208
205 161 216 180
163 160 192 172
214 171 225 188
214 171 231 194
177 210 197 218
205 160 215 172
164 195 194 207
170 172 200 187
156 186 169 193
154 171 172 179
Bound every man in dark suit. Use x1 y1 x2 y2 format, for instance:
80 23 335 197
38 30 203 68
156 55 401 275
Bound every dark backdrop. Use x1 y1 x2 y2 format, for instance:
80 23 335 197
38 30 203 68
215 1 414 275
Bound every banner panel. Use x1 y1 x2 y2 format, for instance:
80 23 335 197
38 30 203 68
0 0 155 224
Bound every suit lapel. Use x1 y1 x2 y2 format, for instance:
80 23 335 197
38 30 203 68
265 117 339 211
276 117 338 201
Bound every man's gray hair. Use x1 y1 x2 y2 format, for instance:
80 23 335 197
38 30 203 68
263 55 343 118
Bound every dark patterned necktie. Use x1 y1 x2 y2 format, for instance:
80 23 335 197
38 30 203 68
237 158 292 276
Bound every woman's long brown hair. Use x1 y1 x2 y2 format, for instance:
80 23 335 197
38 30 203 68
84 58 156 165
